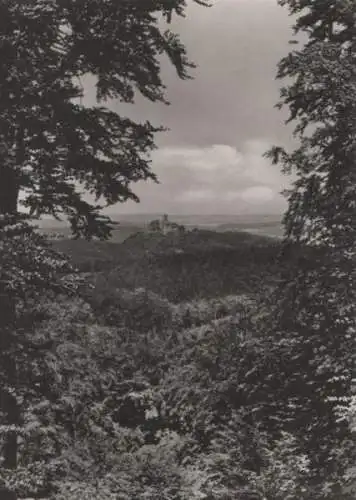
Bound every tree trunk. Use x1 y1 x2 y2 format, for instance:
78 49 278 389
0 131 22 494
0 304 19 498
0 277 19 473
0 164 19 215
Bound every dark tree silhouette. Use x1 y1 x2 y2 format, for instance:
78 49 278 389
0 0 209 238
265 1 356 497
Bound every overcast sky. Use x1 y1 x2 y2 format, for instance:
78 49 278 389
94 0 297 215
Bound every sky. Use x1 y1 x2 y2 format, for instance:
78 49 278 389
88 0 297 216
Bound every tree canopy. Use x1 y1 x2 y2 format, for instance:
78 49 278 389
0 1 209 496
265 0 356 496
0 0 209 238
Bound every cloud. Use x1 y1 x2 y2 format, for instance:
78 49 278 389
81 0 294 150
178 188 216 203
240 186 274 204
106 140 290 215
85 0 296 216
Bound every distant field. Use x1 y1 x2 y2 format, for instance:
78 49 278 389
38 215 284 241
238 225 283 238
38 224 145 243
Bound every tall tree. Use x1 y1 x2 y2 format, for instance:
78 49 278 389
0 1 209 496
0 0 209 238
0 215 78 495
265 0 356 497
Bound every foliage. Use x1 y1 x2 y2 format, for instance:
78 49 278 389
172 294 255 329
83 284 175 331
265 0 356 496
248 432 311 500
0 0 209 238
65 230 281 304
4 237 342 498
0 215 80 496
148 219 162 233
4 1 356 497
0 274 272 498
0 1 209 494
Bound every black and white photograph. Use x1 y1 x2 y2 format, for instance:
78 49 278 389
0 0 355 498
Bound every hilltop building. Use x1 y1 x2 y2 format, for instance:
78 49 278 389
148 214 186 235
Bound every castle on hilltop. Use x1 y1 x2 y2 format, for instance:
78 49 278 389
148 214 185 235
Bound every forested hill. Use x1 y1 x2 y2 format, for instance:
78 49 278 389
0 218 352 499
52 229 283 302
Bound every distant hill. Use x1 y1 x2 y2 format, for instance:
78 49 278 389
215 221 284 238
38 223 144 243
108 212 282 224
37 213 283 240
53 228 283 302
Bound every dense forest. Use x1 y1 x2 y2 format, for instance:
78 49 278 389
0 0 355 499
0 225 318 499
